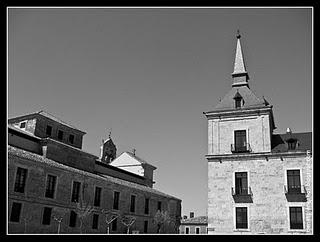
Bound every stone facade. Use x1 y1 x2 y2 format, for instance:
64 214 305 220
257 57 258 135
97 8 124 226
8 111 181 234
204 33 312 234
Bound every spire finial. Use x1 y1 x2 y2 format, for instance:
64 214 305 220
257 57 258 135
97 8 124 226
236 29 241 39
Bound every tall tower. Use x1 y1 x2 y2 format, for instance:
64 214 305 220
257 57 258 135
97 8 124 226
99 132 117 164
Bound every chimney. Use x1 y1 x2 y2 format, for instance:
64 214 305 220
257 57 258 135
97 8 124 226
190 212 194 218
286 127 292 134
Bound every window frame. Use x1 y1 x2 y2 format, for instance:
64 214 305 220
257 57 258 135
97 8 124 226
42 207 52 225
14 167 28 194
130 194 136 213
46 125 52 137
44 174 58 199
185 226 190 234
92 213 99 230
94 186 102 207
157 201 162 212
111 217 117 231
69 210 77 228
233 205 250 232
195 227 201 234
284 168 304 194
287 203 306 232
71 181 81 203
113 191 120 210
9 202 23 223
57 130 64 141
233 170 250 196
20 121 27 129
69 134 75 144
144 220 148 233
144 197 150 215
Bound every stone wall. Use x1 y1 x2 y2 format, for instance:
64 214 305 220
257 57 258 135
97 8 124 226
207 155 312 234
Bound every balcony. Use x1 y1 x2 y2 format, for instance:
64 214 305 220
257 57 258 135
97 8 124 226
284 185 307 202
231 187 253 203
231 143 251 153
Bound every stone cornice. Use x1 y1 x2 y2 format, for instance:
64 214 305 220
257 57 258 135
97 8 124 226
206 150 312 162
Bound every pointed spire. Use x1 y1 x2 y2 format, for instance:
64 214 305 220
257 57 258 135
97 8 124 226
232 30 249 87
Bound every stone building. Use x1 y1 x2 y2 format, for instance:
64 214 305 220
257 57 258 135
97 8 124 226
203 32 312 234
179 212 207 234
8 110 181 234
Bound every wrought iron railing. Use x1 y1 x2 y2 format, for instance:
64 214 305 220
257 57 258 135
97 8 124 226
231 142 251 153
284 185 306 194
231 186 253 196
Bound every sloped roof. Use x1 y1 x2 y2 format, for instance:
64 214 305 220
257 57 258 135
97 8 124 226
271 132 312 153
212 85 268 111
181 216 207 225
123 151 157 170
8 145 178 200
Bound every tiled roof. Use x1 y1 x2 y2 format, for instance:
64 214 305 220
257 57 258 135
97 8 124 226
212 86 268 111
124 152 157 169
271 132 312 153
8 145 180 201
181 216 208 225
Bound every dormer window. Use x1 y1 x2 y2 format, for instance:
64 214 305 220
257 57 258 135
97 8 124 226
286 138 297 151
20 122 26 129
233 91 243 109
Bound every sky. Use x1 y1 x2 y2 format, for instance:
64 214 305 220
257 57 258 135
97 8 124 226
8 7 312 217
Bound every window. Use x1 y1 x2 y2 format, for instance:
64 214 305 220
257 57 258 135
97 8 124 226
235 98 242 109
58 130 64 140
196 227 200 234
235 172 248 195
71 181 81 203
144 220 148 233
236 207 248 229
289 207 303 230
185 227 190 234
94 187 102 207
20 122 26 129
69 211 77 227
113 191 120 210
234 130 247 152
111 217 117 231
287 170 301 194
10 202 22 222
92 214 99 229
42 207 52 225
130 195 136 213
45 175 57 198
144 198 149 214
157 201 162 212
14 167 28 193
288 140 297 150
69 134 75 144
46 125 52 136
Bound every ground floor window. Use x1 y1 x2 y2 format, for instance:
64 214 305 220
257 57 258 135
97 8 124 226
10 202 22 222
144 220 148 233
112 217 117 231
196 227 200 234
185 227 189 234
289 207 303 230
236 207 248 229
42 207 52 225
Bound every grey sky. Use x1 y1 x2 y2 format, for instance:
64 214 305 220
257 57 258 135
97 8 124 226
8 7 312 217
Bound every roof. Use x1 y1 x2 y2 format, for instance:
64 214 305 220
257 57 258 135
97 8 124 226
124 151 157 170
8 124 41 140
181 216 208 225
9 110 86 134
212 85 269 111
271 132 312 153
8 145 180 201
232 36 247 76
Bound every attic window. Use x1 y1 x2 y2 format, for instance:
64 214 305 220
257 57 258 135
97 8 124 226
20 122 26 129
233 91 243 109
235 98 242 109
287 138 297 151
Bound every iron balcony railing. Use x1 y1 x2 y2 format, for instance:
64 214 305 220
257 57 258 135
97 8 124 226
284 185 307 195
231 142 252 153
231 187 253 196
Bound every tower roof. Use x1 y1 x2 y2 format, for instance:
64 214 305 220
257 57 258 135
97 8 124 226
232 31 249 87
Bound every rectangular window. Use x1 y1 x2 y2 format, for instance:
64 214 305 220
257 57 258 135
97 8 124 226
144 198 149 214
130 195 136 213
71 181 81 203
235 172 248 195
69 211 77 227
236 207 248 229
14 167 28 193
144 220 148 233
290 207 303 230
94 187 102 207
113 191 120 210
20 122 26 129
42 207 52 225
45 175 57 198
10 202 22 222
92 214 99 229
234 130 247 152
287 170 301 194
58 130 64 140
46 125 52 136
111 217 117 231
69 134 74 144
196 227 200 234
235 99 242 109
157 201 162 211
185 227 189 234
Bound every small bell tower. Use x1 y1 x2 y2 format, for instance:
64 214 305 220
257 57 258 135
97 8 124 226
99 130 117 164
